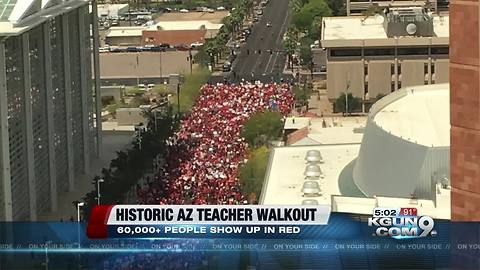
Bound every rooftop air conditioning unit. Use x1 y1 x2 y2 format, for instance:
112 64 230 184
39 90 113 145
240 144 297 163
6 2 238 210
304 164 324 179
302 181 321 197
305 150 323 163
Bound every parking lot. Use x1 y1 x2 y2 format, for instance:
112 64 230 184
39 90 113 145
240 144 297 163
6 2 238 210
100 51 196 82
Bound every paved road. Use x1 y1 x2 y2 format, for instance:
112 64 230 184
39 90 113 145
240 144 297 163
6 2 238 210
211 0 292 83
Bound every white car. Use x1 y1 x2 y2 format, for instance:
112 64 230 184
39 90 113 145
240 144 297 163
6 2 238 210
179 9 189 13
217 6 226 10
190 42 204 48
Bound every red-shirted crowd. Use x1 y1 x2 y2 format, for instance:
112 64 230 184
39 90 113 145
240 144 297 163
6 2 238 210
137 82 293 205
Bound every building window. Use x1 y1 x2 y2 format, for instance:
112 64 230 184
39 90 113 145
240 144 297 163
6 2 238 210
391 64 395 75
398 65 401 75
397 47 429 56
398 82 402 89
431 46 449 55
364 64 368 75
424 63 429 74
330 48 362 57
391 82 395 92
364 48 395 56
431 63 435 74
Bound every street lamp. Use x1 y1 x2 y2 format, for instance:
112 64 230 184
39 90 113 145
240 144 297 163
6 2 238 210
76 202 85 222
94 178 104 205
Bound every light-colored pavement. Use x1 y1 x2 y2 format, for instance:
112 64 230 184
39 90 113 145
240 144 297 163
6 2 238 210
100 51 196 79
38 132 133 221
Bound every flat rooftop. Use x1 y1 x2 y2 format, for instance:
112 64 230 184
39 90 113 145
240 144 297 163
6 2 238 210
373 83 449 147
260 143 451 219
260 144 362 205
322 14 449 41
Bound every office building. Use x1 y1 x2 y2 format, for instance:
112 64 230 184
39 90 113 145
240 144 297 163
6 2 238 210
321 7 449 104
0 0 101 221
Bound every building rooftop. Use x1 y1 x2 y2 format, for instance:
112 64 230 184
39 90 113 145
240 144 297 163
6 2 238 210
259 143 450 219
285 117 366 146
97 3 128 16
372 83 449 147
260 144 361 206
284 117 310 130
142 29 207 46
107 26 146 37
322 14 448 41
150 20 223 31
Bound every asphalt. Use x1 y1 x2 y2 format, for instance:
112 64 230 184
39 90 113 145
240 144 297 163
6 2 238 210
210 0 293 83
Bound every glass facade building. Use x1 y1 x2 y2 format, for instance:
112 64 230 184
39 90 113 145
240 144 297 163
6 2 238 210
0 0 100 221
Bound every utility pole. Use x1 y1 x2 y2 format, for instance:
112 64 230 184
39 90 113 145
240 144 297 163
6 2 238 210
188 49 193 74
345 80 350 116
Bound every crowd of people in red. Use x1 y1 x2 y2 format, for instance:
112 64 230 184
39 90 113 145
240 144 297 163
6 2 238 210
137 82 294 205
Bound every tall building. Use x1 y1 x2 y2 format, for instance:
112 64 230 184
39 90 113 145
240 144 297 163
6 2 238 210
450 0 480 221
0 0 101 221
321 7 449 105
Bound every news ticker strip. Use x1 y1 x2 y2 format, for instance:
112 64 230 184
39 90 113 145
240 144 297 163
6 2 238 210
0 241 456 253
87 205 331 239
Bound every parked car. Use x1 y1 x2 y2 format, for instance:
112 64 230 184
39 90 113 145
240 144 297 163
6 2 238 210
217 6 226 10
190 42 204 48
253 16 259 22
175 44 190 51
158 43 169 48
179 9 189 13
266 21 272 27
127 46 140 52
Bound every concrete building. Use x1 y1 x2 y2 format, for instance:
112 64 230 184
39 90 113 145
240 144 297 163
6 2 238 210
0 0 101 221
260 84 450 220
105 26 145 46
321 8 449 105
97 3 129 19
450 0 480 222
346 0 450 16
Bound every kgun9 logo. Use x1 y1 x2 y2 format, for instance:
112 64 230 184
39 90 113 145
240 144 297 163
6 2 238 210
368 216 436 239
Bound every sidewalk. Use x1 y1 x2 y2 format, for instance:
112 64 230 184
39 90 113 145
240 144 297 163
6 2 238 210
38 132 133 221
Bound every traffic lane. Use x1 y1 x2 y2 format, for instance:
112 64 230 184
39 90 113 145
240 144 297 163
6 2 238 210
232 0 290 78
236 1 283 71
252 2 290 75
245 0 289 74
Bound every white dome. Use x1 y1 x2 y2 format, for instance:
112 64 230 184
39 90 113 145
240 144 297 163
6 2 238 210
353 84 450 200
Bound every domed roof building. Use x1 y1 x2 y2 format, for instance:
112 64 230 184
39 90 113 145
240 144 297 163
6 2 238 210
353 84 450 200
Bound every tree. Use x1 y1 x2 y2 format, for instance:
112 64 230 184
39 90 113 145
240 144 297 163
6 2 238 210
299 45 312 66
334 93 361 115
241 110 284 148
293 84 312 105
328 0 346 16
239 146 270 202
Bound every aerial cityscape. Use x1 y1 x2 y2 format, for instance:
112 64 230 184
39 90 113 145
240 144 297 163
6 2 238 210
0 0 480 268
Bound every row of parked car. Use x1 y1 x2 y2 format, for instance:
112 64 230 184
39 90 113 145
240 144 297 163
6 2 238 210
100 42 204 53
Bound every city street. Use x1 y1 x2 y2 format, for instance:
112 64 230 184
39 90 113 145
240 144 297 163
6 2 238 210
233 0 290 80
211 0 292 83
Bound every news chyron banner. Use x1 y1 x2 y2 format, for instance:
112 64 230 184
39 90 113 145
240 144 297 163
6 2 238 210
87 205 331 239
